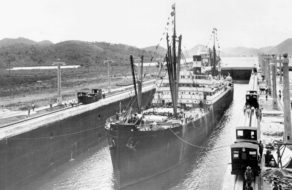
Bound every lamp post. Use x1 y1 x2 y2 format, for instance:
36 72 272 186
52 59 66 105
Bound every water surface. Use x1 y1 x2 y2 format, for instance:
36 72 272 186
21 57 257 190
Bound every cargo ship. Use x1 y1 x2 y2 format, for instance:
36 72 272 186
105 5 234 189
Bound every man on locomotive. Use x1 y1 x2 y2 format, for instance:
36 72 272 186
258 140 263 159
244 166 253 188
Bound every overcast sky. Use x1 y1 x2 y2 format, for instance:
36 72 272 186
0 0 292 49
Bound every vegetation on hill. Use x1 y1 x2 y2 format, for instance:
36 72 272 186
185 38 292 57
270 38 292 54
0 38 164 68
221 47 260 57
143 45 167 57
184 44 208 57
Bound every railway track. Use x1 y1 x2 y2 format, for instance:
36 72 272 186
0 106 73 129
0 80 156 129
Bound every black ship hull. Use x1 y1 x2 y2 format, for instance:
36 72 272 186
106 87 234 189
221 68 252 82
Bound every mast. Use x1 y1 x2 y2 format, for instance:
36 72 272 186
172 3 178 117
165 3 180 117
130 55 140 113
166 34 175 112
176 35 182 108
212 28 217 76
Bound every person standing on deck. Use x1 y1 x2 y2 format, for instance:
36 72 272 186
258 140 263 159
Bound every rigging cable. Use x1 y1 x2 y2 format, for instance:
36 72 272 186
169 128 229 151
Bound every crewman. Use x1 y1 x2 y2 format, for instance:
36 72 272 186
244 166 253 188
246 183 253 190
27 107 30 117
259 107 263 121
272 182 279 190
258 140 263 159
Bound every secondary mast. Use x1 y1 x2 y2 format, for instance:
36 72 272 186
212 28 217 76
165 3 181 117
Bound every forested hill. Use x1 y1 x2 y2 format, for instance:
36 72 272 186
143 46 167 56
184 38 292 57
0 38 163 68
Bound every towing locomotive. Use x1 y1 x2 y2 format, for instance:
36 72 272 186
231 126 260 176
231 73 261 177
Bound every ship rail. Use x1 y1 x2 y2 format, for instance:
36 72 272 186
137 122 181 131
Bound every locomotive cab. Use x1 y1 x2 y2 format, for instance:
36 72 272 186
235 126 258 144
246 90 259 109
231 142 260 175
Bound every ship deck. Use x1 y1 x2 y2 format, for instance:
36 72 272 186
108 107 207 131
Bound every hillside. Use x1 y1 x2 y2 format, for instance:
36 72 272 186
184 44 208 57
0 38 164 68
185 38 292 57
143 45 167 57
221 47 259 57
272 38 292 54
0 37 37 47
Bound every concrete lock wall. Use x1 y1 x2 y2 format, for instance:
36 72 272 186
0 89 155 190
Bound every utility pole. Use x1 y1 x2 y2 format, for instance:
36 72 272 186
279 55 283 84
104 60 112 93
271 55 277 107
260 55 266 80
108 61 111 93
266 56 271 92
282 53 292 143
52 59 66 105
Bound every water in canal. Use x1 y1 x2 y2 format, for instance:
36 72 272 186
22 57 256 190
20 83 249 190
